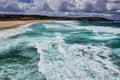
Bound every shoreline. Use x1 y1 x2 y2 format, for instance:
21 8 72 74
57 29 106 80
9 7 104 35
0 20 119 30
0 20 50 30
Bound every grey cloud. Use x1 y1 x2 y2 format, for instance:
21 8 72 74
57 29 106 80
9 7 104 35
0 0 27 13
0 0 120 20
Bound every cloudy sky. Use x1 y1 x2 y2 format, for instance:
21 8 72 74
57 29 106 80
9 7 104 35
0 0 120 20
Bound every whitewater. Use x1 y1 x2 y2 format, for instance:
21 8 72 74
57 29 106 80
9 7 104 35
0 21 120 80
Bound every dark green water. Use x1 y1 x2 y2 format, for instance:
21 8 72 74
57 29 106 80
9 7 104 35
0 21 120 80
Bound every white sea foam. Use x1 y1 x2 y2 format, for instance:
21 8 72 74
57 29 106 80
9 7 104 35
74 26 120 34
44 21 79 29
36 33 120 80
44 21 120 34
92 36 116 40
44 24 64 29
91 33 117 40
0 21 120 80
0 23 34 39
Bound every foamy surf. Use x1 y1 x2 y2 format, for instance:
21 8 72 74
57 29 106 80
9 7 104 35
36 34 120 80
0 21 120 80
0 23 35 39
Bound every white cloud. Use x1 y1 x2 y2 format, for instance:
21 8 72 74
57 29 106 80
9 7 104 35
0 0 120 20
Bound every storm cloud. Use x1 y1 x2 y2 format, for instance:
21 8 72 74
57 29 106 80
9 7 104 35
0 0 120 20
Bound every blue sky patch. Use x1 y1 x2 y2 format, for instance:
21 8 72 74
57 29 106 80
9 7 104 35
19 0 32 3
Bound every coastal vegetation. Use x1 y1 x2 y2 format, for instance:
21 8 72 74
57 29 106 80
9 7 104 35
0 14 112 21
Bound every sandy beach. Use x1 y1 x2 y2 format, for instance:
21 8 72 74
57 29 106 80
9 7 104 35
0 20 49 29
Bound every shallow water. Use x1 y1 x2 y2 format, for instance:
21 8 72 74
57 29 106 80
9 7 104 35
0 21 120 80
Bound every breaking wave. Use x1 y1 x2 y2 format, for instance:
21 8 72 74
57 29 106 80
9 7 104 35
0 21 120 80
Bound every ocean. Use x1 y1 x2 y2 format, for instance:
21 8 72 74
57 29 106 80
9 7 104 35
0 21 120 80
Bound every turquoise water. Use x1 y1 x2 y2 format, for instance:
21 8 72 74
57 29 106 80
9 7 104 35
0 21 120 80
